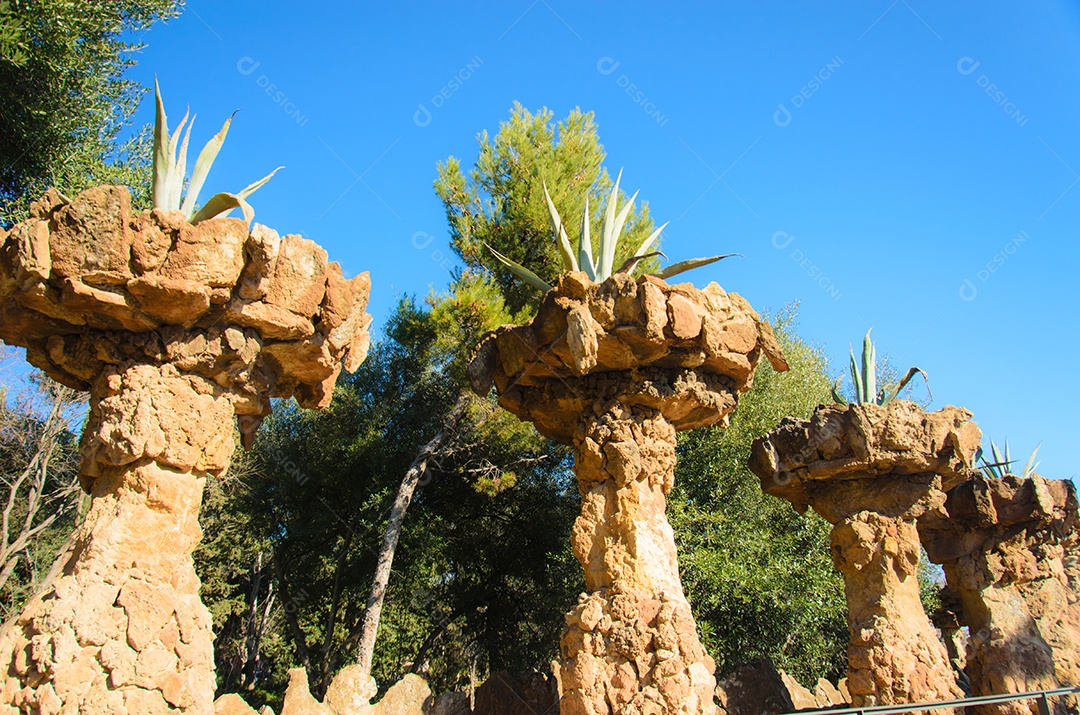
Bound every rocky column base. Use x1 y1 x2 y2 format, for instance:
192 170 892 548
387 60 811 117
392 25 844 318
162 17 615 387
831 512 960 707
559 402 716 715
0 362 235 714
561 588 715 714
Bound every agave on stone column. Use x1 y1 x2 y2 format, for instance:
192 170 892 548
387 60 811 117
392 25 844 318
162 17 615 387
0 84 371 714
749 335 980 709
469 174 787 715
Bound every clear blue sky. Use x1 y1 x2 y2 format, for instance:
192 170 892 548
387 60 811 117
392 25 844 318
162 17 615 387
126 1 1080 480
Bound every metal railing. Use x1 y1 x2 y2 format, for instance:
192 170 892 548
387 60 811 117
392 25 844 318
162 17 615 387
780 685 1080 715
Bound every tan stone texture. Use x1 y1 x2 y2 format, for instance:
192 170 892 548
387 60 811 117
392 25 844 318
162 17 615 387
749 401 981 708
0 187 372 713
470 272 787 715
278 668 429 715
214 693 263 714
920 474 1080 715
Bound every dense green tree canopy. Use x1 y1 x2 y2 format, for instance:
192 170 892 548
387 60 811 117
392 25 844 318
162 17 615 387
0 0 180 224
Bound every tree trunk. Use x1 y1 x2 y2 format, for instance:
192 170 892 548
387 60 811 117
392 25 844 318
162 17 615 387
354 393 468 681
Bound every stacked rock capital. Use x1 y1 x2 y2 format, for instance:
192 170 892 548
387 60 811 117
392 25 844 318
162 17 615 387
471 271 787 715
0 186 372 713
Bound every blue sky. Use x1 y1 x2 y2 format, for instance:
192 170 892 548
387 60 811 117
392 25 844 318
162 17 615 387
126 1 1080 480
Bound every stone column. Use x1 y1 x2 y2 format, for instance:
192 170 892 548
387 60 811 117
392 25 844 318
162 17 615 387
920 474 1080 715
561 401 714 714
0 186 372 714
831 510 957 702
749 401 981 708
470 271 790 715
0 363 233 713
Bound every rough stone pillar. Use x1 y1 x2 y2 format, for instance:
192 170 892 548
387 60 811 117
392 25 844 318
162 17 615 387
831 511 957 702
0 363 232 713
749 401 981 708
919 474 1080 715
0 186 372 713
562 401 714 714
469 271 789 715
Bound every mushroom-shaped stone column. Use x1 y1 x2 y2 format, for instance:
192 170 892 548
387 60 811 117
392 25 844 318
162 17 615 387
0 187 371 714
748 401 981 708
919 474 1080 715
469 272 787 715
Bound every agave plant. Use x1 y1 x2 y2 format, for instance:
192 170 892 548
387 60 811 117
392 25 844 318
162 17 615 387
486 169 737 292
832 329 931 406
152 78 281 225
976 439 1041 479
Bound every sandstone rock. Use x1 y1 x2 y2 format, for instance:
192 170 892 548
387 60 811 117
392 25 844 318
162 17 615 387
282 668 336 715
0 186 372 400
470 272 786 445
919 474 1080 714
282 670 431 715
749 402 979 709
324 663 378 714
0 187 373 713
368 674 430 715
813 678 846 706
779 671 817 710
470 273 786 715
48 184 133 282
216 693 262 714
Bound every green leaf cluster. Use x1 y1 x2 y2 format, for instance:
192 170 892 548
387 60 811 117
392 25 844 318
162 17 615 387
0 0 182 225
976 439 1041 479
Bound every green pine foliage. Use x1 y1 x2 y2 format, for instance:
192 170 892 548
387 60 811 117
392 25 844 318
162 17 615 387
435 102 658 316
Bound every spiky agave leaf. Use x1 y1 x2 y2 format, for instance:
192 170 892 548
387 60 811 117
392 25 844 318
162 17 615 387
831 377 848 405
152 78 171 209
191 193 254 226
654 254 739 280
1020 443 1041 478
485 244 553 292
848 344 864 408
181 112 236 218
632 221 668 259
879 367 931 405
578 196 595 280
543 183 577 272
160 107 190 210
170 115 194 211
614 251 666 276
993 440 1010 475
598 169 622 279
190 166 283 225
611 189 638 252
862 329 876 404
